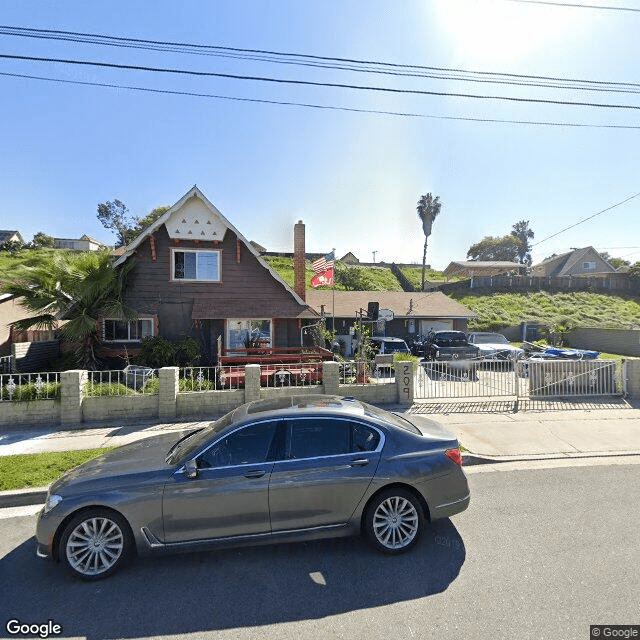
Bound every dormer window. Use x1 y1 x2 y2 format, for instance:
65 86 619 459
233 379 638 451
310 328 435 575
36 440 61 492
172 249 221 281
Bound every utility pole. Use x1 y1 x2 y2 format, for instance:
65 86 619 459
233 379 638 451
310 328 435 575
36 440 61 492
372 250 377 262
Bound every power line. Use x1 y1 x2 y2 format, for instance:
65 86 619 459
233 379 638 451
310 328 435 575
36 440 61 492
3 53 640 111
4 70 640 129
2 25 640 94
505 0 640 11
533 192 640 247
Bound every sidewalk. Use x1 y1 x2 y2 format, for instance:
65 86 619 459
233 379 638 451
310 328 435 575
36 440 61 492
2 399 639 507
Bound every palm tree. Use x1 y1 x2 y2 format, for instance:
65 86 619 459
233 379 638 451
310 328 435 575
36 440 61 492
3 251 135 370
417 193 442 290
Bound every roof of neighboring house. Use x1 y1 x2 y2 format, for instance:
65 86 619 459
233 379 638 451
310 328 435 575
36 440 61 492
443 261 524 277
0 230 24 244
249 240 267 253
114 185 312 311
305 290 476 319
533 246 615 276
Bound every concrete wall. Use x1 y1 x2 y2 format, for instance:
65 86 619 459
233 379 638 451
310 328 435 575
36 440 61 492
0 363 400 428
567 328 640 357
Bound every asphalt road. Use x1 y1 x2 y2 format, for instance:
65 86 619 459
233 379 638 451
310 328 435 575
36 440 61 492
0 460 638 640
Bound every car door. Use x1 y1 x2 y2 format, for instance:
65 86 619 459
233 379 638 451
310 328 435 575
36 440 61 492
162 420 281 543
268 418 382 532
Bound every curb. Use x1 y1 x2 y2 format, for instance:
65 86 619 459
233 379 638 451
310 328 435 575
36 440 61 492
462 450 640 466
0 486 48 509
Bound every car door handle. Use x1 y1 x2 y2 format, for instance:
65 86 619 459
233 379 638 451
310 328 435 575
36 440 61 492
349 458 370 467
244 470 267 478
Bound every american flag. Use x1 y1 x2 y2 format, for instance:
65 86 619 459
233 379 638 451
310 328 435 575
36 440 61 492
312 251 335 273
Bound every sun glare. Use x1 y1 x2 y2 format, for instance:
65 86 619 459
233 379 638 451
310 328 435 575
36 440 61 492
432 0 586 66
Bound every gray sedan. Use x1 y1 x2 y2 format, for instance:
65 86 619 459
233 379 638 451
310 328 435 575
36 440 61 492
36 395 470 580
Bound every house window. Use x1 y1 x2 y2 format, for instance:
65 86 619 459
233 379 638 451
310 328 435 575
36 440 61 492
104 319 154 342
173 249 221 281
582 261 596 272
227 319 271 350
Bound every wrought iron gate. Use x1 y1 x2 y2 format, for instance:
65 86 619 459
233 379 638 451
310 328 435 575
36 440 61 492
414 359 625 401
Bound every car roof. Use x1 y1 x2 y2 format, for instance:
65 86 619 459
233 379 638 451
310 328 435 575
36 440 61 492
372 337 406 342
232 394 367 423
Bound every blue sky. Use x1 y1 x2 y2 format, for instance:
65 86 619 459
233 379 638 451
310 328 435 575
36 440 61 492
1 0 639 269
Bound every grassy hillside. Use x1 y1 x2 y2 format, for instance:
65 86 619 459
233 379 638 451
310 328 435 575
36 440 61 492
450 290 640 332
0 249 62 283
401 266 460 286
262 257 404 291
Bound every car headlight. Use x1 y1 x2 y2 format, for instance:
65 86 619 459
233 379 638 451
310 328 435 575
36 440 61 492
43 494 62 514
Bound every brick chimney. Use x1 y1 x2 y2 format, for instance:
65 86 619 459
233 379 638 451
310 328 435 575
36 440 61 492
293 220 306 301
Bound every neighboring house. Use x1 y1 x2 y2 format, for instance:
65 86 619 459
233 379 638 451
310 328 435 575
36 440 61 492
531 247 616 277
340 252 360 265
54 234 109 251
305 290 476 355
0 230 25 245
110 186 317 365
443 261 524 278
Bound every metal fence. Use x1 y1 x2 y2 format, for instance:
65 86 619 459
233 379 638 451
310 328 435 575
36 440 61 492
85 368 159 396
0 355 14 374
259 362 323 388
414 358 624 400
0 372 61 402
180 367 242 391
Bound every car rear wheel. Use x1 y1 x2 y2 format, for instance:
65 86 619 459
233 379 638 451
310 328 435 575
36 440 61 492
59 508 133 580
365 489 423 554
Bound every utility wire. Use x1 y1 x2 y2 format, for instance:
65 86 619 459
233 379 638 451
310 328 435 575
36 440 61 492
2 25 640 94
505 0 640 11
4 70 640 130
3 53 640 111
532 192 640 247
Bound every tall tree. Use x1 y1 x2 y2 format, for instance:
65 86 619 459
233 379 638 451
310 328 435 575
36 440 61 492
510 220 535 265
2 251 135 370
416 193 441 290
467 235 524 262
97 199 139 247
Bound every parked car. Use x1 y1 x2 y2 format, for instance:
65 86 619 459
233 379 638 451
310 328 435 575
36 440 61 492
36 394 470 580
369 337 411 355
423 331 480 376
467 332 525 361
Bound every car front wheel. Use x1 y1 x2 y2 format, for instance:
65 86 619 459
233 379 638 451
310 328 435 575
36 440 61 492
59 508 133 580
365 489 424 554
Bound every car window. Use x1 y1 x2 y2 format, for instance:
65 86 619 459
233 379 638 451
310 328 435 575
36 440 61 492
287 419 351 459
199 421 277 468
353 423 380 452
286 419 381 459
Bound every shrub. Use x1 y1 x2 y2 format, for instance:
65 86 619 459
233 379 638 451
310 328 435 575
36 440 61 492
3 382 61 402
84 382 136 396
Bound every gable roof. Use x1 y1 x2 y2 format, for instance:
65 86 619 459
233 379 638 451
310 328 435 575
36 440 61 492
443 260 523 277
0 230 24 244
534 246 615 276
114 186 309 308
305 290 476 319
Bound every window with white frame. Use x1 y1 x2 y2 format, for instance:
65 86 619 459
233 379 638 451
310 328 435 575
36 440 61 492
582 261 597 272
173 249 221 281
103 319 154 342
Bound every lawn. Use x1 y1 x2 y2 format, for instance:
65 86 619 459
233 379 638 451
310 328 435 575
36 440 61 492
0 448 113 491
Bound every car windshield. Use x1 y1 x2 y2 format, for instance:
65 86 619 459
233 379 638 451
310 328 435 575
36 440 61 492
166 410 236 464
473 334 509 344
384 342 409 353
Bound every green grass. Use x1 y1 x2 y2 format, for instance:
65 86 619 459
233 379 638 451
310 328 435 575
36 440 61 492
263 256 404 291
401 266 459 285
0 448 114 491
450 290 640 332
0 248 70 284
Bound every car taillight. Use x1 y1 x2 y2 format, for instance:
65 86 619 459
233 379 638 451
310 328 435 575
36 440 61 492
445 448 463 466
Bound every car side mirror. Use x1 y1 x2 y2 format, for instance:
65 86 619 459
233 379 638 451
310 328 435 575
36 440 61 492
184 459 199 479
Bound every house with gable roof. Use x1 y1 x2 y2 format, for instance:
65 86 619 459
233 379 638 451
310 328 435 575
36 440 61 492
531 247 616 278
109 186 317 365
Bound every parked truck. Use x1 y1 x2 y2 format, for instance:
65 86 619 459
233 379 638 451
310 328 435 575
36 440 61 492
422 330 481 378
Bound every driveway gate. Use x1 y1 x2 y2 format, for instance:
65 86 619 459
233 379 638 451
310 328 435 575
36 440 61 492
414 359 625 401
